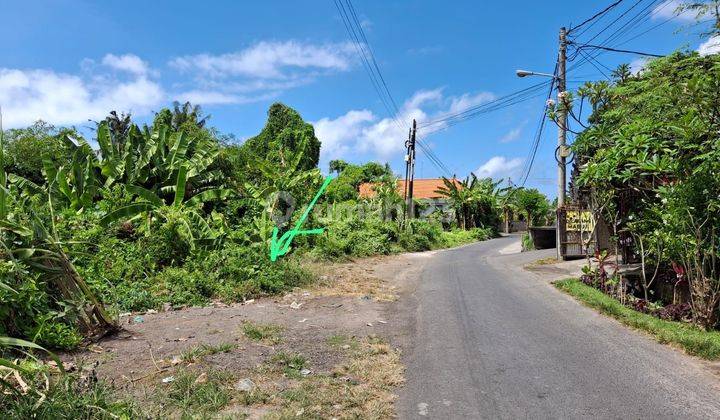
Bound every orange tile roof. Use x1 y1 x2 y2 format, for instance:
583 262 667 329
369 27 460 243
358 178 461 200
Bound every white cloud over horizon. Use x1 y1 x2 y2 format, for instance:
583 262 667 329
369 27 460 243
312 88 495 166
0 41 359 128
102 53 152 76
0 60 164 128
474 156 523 179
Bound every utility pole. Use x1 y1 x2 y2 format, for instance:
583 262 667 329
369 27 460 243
405 119 417 220
556 26 568 259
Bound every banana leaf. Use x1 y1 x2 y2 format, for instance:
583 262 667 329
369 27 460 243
126 185 163 207
100 202 155 226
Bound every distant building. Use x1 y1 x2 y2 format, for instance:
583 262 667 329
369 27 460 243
358 178 461 215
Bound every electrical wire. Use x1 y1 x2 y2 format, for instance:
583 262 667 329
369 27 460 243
333 0 456 178
569 0 627 36
418 80 552 131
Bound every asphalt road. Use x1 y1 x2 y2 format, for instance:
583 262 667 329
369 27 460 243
397 235 720 419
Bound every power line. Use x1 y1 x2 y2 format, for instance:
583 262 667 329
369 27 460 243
569 0 627 35
333 0 405 132
572 43 665 57
418 80 552 131
345 0 403 118
518 65 557 187
567 0 664 76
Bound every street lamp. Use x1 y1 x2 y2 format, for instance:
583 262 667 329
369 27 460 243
515 63 568 261
515 69 557 79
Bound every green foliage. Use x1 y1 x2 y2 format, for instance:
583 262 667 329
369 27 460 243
326 161 393 202
514 188 551 227
2 121 72 184
521 232 534 251
0 374 142 419
240 103 321 172
435 175 504 230
556 279 720 360
312 213 396 259
399 219 443 251
440 227 495 248
571 52 720 328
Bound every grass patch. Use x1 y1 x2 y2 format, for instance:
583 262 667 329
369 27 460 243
0 374 142 419
555 278 720 360
260 336 403 419
241 321 283 344
162 369 232 417
270 352 308 379
181 342 236 362
530 257 558 266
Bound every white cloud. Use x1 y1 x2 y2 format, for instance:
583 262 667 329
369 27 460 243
313 88 496 165
652 1 696 21
698 35 720 56
629 57 650 74
474 156 523 179
314 110 375 158
172 90 279 106
102 53 151 76
500 127 522 143
0 65 163 128
169 41 356 79
448 91 495 115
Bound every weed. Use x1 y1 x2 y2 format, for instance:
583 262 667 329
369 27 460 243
270 352 307 378
163 369 231 416
181 342 235 363
242 321 283 344
0 373 142 419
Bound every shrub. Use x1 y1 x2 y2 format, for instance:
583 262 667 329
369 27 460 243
0 372 142 419
150 267 215 307
189 244 313 303
521 232 534 251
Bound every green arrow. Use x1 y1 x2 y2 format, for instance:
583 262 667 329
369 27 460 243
269 176 334 261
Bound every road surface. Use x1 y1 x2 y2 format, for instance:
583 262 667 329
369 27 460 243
397 235 720 419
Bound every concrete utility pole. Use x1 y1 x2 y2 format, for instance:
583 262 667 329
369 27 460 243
403 127 411 216
405 119 417 220
556 27 568 259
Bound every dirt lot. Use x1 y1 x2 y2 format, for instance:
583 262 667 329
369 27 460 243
61 253 428 418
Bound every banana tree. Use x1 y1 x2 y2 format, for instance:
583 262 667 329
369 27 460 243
100 166 233 247
41 134 98 211
96 122 221 193
1 173 115 338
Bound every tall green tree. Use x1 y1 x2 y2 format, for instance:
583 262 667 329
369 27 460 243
514 188 550 227
241 103 321 172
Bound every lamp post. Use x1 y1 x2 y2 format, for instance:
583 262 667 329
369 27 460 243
515 29 568 261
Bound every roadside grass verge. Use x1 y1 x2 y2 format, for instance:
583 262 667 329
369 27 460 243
555 279 720 360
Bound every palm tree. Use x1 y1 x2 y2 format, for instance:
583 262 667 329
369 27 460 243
612 63 632 83
497 184 521 233
172 101 209 130
436 176 468 229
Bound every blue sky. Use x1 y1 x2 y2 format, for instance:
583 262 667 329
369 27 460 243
0 0 716 198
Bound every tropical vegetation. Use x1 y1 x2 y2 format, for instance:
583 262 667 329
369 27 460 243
563 48 720 330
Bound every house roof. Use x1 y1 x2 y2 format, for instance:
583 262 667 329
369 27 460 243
358 178 461 200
